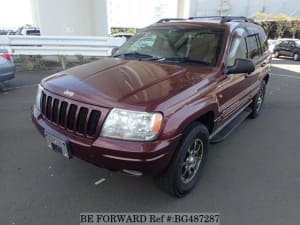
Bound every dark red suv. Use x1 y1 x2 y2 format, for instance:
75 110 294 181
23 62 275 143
32 16 271 197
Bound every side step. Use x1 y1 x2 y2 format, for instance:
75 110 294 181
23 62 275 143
209 107 252 144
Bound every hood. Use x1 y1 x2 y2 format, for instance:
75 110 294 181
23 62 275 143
42 58 215 111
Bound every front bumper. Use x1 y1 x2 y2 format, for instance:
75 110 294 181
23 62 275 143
32 106 181 175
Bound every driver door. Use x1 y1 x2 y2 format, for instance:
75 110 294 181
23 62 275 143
216 28 251 121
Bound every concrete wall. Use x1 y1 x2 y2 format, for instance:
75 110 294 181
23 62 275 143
92 0 110 36
31 0 109 36
190 0 300 17
30 0 189 36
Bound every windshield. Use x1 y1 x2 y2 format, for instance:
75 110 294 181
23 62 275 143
114 27 225 66
296 40 300 47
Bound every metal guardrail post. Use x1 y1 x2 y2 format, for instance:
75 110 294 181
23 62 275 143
60 56 67 70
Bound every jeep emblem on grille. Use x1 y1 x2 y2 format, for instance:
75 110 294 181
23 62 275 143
64 89 74 97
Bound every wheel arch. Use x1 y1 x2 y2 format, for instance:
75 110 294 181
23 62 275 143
161 101 218 140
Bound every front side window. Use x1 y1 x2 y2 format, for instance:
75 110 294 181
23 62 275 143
227 31 247 66
114 27 226 66
280 41 289 47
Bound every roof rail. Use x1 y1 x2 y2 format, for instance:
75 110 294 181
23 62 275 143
156 16 257 24
156 18 186 23
189 16 257 24
188 16 222 20
220 16 257 23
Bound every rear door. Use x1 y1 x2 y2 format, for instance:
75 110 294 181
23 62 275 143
279 41 289 56
287 41 296 57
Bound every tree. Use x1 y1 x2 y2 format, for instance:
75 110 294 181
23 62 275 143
290 20 300 38
260 21 275 37
251 13 300 39
252 13 271 20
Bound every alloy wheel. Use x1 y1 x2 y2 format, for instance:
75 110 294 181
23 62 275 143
256 85 265 113
181 138 204 184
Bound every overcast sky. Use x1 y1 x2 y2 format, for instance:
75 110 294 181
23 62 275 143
0 0 33 29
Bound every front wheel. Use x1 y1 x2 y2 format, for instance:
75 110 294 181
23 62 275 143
250 80 266 118
274 51 280 58
157 122 209 197
293 53 299 61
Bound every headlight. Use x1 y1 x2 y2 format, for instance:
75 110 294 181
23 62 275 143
100 108 163 141
35 85 43 111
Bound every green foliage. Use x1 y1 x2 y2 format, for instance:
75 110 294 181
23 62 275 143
252 13 272 20
76 55 88 64
111 29 122 35
252 13 300 39
126 28 137 34
110 27 137 35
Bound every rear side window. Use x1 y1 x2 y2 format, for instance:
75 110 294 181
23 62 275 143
288 41 295 47
246 34 261 60
258 28 268 54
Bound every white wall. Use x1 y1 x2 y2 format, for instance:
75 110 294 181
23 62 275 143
31 0 109 36
30 0 191 36
107 0 178 28
92 0 110 36
189 0 300 17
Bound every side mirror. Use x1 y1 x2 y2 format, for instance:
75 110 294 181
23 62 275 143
111 47 119 56
226 58 255 74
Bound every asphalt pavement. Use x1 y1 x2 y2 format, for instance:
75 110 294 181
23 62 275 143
0 58 299 225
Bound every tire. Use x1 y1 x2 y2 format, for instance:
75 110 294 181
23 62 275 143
157 122 209 197
293 52 300 61
274 51 280 58
250 80 266 118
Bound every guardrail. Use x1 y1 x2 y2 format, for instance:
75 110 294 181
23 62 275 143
0 35 126 57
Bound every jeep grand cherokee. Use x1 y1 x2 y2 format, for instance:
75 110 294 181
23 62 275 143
32 16 271 197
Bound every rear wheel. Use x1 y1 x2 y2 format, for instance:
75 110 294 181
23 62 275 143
250 80 266 118
293 53 299 61
157 122 209 197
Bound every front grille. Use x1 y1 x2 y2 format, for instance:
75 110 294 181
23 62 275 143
41 92 101 137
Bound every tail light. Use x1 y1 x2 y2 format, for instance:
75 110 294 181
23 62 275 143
0 54 12 61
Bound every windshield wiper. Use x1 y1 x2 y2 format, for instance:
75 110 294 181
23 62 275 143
113 52 156 59
159 57 210 65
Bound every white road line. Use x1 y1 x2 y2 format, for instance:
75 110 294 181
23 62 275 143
272 74 300 79
94 178 106 186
